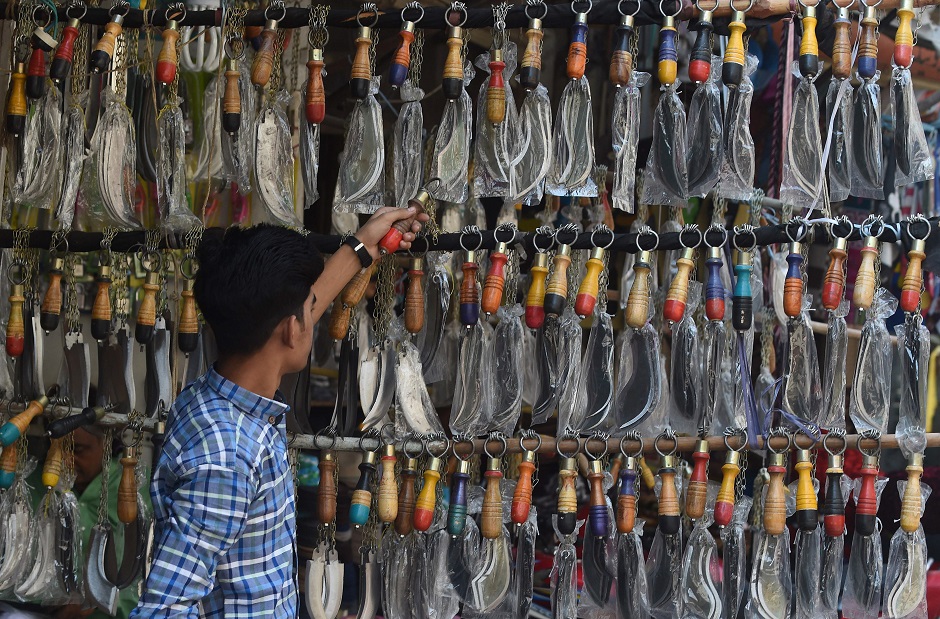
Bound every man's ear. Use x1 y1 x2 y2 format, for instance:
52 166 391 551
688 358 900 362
278 315 298 348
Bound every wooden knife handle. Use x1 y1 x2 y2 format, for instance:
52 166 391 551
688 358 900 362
689 19 713 84
544 252 571 317
764 464 788 536
117 454 139 524
714 457 740 527
377 453 398 523
481 466 504 539
557 465 579 536
900 459 923 533
722 15 746 86
0 444 18 488
511 459 536 525
520 25 543 90
5 65 26 136
405 266 425 334
855 464 879 536
442 33 464 99
388 28 414 88
51 22 81 82
784 251 804 318
251 27 278 87
0 396 48 446
625 257 651 329
705 255 725 320
413 465 440 531
156 25 180 84
485 58 507 124
459 262 480 326
26 48 47 100
342 263 376 308
575 255 605 319
41 438 64 488
823 469 845 536
732 257 753 331
448 467 471 536
350 34 372 99
350 457 377 527
610 20 635 86
616 466 637 534
481 251 508 315
901 246 926 313
90 19 123 73
6 285 24 357
178 280 199 353
317 455 338 525
588 463 609 537
822 247 847 310
664 256 695 323
657 24 678 86
799 10 819 77
686 446 710 521
40 262 63 332
658 466 681 534
895 2 915 67
305 58 326 124
567 21 588 80
91 268 112 341
525 256 549 329
795 456 818 531
135 276 160 344
831 16 852 80
395 465 417 536
853 245 878 310
858 10 879 79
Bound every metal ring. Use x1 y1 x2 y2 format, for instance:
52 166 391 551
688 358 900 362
520 429 542 453
402 431 423 459
584 432 610 460
264 0 287 21
494 223 517 245
620 431 643 458
380 423 396 446
65 1 87 21
590 225 615 250
830 216 854 240
359 428 381 453
654 429 678 457
857 429 882 456
165 3 186 22
729 0 756 11
121 424 142 449
704 224 728 248
484 432 508 459
571 0 593 13
110 1 130 18
525 0 549 20
831 0 854 8
426 432 450 458
402 2 424 24
453 434 474 461
8 262 26 286
32 5 51 28
785 218 809 244
618 0 642 16
355 3 379 27
732 224 757 252
446 2 468 27
458 226 484 252
659 0 682 17
767 427 792 454
180 255 198 280
555 223 580 247
822 429 847 456
862 215 886 239
723 427 747 452
695 0 721 11
556 430 580 459
679 224 703 249
533 227 554 253
860 0 883 9
636 226 659 252
906 214 932 241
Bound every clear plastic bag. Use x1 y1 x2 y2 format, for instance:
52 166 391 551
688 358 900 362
547 76 597 197
793 526 822 619
450 321 486 435
850 289 898 434
191 75 223 184
417 252 452 370
12 85 61 209
510 85 552 205
891 66 934 187
430 62 474 204
157 103 199 231
883 482 931 619
781 301 823 433
611 71 650 212
221 60 256 194
895 316 929 457
613 322 663 434
382 531 417 619
474 44 519 198
780 64 827 211
820 302 849 430
641 82 688 208
300 117 321 207
395 339 445 436
820 475 853 619
574 310 615 433
748 528 792 619
391 80 425 209
679 483 721 619
669 282 703 436
55 103 86 230
530 320 559 425
618 520 650 619
647 482 683 619
687 57 724 198
827 78 853 202
717 55 757 200
701 320 729 437
850 75 885 199
550 519 581 619
481 305 525 435
254 90 300 227
842 477 889 619
335 78 385 214
555 308 583 433
722 496 753 619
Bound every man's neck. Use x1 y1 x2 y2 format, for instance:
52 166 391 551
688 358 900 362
215 354 284 400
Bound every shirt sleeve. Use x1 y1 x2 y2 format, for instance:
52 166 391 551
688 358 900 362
130 463 256 618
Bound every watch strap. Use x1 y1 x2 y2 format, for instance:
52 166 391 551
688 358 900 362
343 236 374 269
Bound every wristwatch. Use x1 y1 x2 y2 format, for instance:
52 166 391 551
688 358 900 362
343 235 374 269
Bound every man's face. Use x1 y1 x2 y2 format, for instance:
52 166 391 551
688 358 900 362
71 428 105 488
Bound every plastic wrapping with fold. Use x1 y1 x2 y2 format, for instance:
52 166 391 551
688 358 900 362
701 320 732 437
851 74 885 199
883 482 931 619
480 305 525 435
579 502 616 615
842 476 889 619
510 84 552 205
360 340 396 432
892 66 934 187
647 476 684 619
618 519 651 619
450 321 487 436
395 338 445 437
749 527 792 619
547 76 597 197
717 55 757 200
391 80 425 209
611 71 650 212
157 103 199 231
827 78 853 202
221 60 256 194
417 253 452 373
820 301 849 430
13 86 61 209
474 43 519 198
895 317 929 458
530 319 559 425
191 76 223 184
550 514 583 619
573 310 615 434
686 57 724 198
0 468 37 595
254 90 300 227
300 115 321 207
554 308 584 432
613 321 663 435
780 63 827 211
668 282 703 436
430 62 474 204
335 77 386 214
850 289 898 434
781 297 823 435
679 482 721 619
641 82 687 208
722 496 753 619
820 475 853 619
56 102 87 230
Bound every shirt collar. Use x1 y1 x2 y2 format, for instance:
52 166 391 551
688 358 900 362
205 365 290 424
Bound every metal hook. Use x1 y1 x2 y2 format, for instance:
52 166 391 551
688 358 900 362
620 431 643 458
618 0 642 16
723 427 748 452
533 226 555 253
584 432 610 460
520 429 543 453
556 429 580 459
679 224 703 249
402 1 425 24
785 218 809 244
636 226 660 252
732 224 758 252
857 429 882 457
571 0 594 13
822 429 847 456
767 427 792 454
446 1 468 27
453 434 474 461
484 432 508 459
654 429 678 457
704 224 729 248
590 225 615 250
659 0 682 17
906 214 932 241
525 0 549 20
459 225 484 252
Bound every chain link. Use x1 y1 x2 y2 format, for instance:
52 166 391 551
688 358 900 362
372 258 396 342
308 5 329 49
64 253 80 333
97 428 114 524
408 27 424 86
70 15 90 100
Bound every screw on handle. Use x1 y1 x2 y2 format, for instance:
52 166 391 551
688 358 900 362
901 239 926 313
251 21 280 88
481 458 504 540
377 448 398 524
732 252 753 331
783 244 804 318
413 457 441 532
459 259 480 326
557 457 579 536
0 395 48 446
0 444 18 488
350 27 373 99
822 456 845 536
626 251 652 329
664 248 695 323
395 460 417 536
575 247 606 319
714 450 741 527
657 457 681 534
118 450 139 524
178 279 199 354
764 454 788 536
482 244 509 315
6 283 25 357
26 47 47 100
855 458 879 536
616 460 637 534
405 261 425 335
511 452 536 525
350 451 377 527
857 6 879 80
610 14 636 87
689 13 714 84
799 5 819 78
40 258 64 333
135 271 161 345
821 238 848 311
567 16 589 80
156 21 181 84
900 454 924 533
544 246 572 317
47 406 105 439
657 17 678 87
90 15 124 73
686 441 710 521
588 460 609 537
895 0 915 68
448 459 471 536
91 265 113 341
831 9 852 80
41 438 64 489
704 248 725 321
795 450 818 532
51 19 81 83
388 23 415 88
722 11 746 87
852 236 879 311
520 18 543 90
486 51 507 125
525 253 550 329
6 63 27 137
305 51 325 125
442 27 464 100
317 452 338 525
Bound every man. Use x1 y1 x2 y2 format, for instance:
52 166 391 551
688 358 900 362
131 208 426 618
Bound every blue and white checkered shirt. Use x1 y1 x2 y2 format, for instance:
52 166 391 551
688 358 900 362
130 367 297 619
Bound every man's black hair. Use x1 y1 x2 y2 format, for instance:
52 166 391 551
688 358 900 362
194 225 324 357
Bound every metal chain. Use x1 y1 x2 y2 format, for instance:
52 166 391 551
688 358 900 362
97 428 114 524
270 29 287 93
735 452 748 501
112 254 130 322
566 250 584 311
70 18 90 99
408 27 424 86
492 3 510 51
423 194 440 244
372 258 396 342
308 5 329 49
504 247 519 306
598 251 610 311
64 253 80 333
113 30 128 96
760 309 774 370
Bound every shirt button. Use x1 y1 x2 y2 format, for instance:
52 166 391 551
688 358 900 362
269 416 277 424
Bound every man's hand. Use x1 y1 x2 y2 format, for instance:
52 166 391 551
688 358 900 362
356 206 431 259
